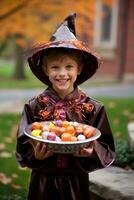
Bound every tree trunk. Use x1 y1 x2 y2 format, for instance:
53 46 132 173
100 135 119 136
0 41 7 53
13 43 26 79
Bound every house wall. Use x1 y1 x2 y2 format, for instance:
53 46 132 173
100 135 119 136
94 0 134 79
125 0 134 73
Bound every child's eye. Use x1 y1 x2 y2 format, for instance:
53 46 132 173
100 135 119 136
51 65 59 69
66 65 74 69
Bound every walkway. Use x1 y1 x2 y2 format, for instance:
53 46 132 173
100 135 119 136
0 83 134 113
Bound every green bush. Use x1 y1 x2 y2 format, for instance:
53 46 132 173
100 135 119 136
114 138 134 169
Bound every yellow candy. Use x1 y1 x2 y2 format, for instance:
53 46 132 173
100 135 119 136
49 122 55 128
31 129 42 137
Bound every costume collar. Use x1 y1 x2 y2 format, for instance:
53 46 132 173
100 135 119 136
36 86 94 122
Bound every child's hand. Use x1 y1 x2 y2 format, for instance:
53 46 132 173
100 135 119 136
30 139 53 160
73 141 94 157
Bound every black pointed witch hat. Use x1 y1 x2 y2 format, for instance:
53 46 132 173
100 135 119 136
28 13 100 86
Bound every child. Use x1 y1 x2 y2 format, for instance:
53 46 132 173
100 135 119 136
16 13 115 200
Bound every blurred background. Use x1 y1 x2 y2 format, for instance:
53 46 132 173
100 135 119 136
0 0 134 199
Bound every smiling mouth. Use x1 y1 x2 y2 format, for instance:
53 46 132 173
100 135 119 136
56 79 69 84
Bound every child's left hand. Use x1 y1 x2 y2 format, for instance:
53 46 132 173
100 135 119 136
30 139 53 160
73 141 94 157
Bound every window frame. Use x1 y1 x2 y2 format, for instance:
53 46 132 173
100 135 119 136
93 0 118 50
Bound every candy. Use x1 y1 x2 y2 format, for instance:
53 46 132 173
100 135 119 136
42 131 49 139
47 132 56 141
49 122 55 128
83 126 96 138
31 122 43 130
55 136 61 142
61 133 72 141
30 121 95 142
31 129 42 137
42 125 50 132
77 134 86 141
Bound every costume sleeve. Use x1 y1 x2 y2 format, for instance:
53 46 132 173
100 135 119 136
15 102 53 169
74 105 115 173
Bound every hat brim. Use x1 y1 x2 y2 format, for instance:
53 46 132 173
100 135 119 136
28 41 100 86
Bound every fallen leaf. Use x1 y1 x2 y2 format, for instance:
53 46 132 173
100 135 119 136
113 118 120 125
4 137 13 143
10 125 18 138
128 114 134 120
11 184 22 189
107 101 116 109
122 109 130 116
115 131 122 138
11 173 19 179
0 152 12 158
0 143 5 150
0 173 12 184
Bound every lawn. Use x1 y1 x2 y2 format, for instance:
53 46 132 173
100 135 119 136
0 114 30 200
0 98 134 199
97 97 134 140
0 60 44 89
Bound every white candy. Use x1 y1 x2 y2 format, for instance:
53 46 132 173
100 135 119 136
72 122 79 127
55 136 61 142
42 131 49 139
43 125 50 132
77 134 86 141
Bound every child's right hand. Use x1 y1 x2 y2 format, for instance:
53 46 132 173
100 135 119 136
30 139 53 160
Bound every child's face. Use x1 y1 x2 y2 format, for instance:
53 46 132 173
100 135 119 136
43 54 82 98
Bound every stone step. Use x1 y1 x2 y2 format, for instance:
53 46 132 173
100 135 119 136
89 166 134 200
128 122 134 152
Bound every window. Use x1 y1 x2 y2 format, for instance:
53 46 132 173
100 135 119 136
94 0 118 58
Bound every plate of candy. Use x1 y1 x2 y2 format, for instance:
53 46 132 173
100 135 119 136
23 120 101 153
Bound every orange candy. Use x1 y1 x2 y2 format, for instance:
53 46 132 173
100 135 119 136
59 127 66 134
31 122 43 130
62 121 70 128
83 126 96 138
50 126 60 135
66 126 75 135
70 136 78 142
83 125 90 131
61 133 72 141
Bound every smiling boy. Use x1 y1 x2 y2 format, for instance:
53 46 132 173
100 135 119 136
16 13 115 200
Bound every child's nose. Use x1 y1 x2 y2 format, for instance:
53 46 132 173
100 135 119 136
59 68 66 76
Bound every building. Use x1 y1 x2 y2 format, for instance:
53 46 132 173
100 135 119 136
92 0 134 81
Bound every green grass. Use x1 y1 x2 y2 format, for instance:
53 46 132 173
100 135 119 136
0 61 45 89
0 114 30 199
95 97 134 140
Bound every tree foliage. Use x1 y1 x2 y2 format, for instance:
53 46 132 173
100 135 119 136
0 0 113 45
0 0 113 79
0 1 87 45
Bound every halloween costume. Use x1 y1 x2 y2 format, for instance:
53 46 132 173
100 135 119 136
16 13 115 200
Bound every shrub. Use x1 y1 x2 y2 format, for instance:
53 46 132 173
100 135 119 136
114 138 134 169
